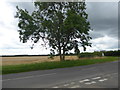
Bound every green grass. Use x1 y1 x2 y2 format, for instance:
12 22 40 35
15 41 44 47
2 56 118 74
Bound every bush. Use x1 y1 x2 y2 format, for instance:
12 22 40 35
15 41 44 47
104 50 120 56
93 52 103 57
78 52 102 58
77 50 120 58
78 53 93 58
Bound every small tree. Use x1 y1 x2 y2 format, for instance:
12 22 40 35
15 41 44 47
15 2 92 61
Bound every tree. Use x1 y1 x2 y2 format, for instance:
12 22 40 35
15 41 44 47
15 2 92 61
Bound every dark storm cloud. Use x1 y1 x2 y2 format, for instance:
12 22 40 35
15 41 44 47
118 2 120 49
10 2 118 39
86 2 118 39
0 1 118 55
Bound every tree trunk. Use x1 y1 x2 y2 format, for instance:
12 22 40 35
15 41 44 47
62 55 65 61
58 43 66 61
62 47 65 61
60 54 62 61
58 47 63 61
59 49 65 61
60 55 65 61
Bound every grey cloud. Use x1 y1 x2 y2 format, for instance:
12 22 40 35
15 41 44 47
11 2 34 13
108 44 118 50
10 2 118 40
90 31 104 39
118 2 120 42
86 2 118 39
5 2 118 53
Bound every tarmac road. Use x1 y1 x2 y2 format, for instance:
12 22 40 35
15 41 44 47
2 60 119 88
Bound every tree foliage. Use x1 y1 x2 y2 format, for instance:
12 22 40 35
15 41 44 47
103 50 120 56
15 2 92 61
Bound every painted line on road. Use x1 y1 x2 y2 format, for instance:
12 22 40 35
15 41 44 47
64 84 69 86
79 79 90 83
84 82 92 85
92 77 101 80
104 73 118 77
90 81 96 84
2 73 56 82
70 85 80 88
52 86 59 88
85 81 96 85
70 82 75 84
98 78 108 82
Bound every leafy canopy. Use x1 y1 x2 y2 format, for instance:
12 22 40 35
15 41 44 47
15 2 92 61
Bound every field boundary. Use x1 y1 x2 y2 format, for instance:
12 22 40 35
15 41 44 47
2 56 118 74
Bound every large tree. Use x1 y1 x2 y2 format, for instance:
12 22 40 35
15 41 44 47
15 2 92 61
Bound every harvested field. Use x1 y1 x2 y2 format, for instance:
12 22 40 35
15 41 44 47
1 56 78 65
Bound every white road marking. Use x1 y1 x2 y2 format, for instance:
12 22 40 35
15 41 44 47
70 85 80 88
112 73 118 75
104 73 118 77
85 81 96 85
85 82 92 85
79 79 90 83
98 78 108 82
70 82 75 84
3 73 56 82
64 84 69 86
91 81 96 84
52 86 58 88
92 77 101 80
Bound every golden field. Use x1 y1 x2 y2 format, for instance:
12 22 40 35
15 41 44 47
1 56 78 66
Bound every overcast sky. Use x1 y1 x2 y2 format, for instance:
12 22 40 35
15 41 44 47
0 0 118 55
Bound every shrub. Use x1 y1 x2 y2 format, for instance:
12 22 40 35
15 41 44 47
93 52 102 57
78 52 93 58
104 50 120 56
78 52 102 58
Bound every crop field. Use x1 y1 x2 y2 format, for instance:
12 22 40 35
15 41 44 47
2 56 118 74
1 56 79 66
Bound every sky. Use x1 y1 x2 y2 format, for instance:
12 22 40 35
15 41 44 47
0 0 119 55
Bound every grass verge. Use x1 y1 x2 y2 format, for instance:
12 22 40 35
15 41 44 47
2 56 118 74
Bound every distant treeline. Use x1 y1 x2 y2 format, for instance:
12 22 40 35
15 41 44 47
1 55 50 57
77 50 120 58
103 50 120 56
1 50 120 57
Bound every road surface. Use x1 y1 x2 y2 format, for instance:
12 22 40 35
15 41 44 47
2 61 119 88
